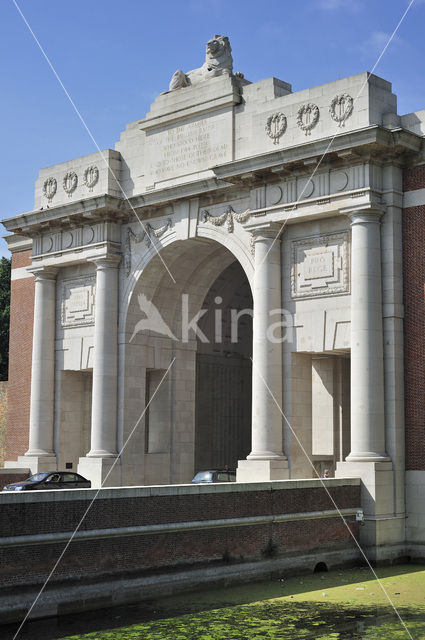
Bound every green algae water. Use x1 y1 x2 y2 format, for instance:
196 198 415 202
4 565 425 639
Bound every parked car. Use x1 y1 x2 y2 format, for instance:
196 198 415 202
191 469 236 483
2 471 91 491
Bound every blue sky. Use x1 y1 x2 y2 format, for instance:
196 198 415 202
1 0 424 259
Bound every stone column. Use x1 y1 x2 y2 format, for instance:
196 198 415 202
345 207 389 462
78 255 121 487
88 256 120 456
26 267 58 466
237 225 288 481
336 205 393 559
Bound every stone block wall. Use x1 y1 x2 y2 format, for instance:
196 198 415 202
6 249 34 461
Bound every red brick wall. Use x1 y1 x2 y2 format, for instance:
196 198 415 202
0 472 29 489
0 483 360 589
403 165 425 192
403 166 425 470
5 249 34 461
0 519 357 588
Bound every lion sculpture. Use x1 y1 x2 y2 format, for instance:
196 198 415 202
169 35 233 91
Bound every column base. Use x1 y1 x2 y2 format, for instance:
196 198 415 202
4 455 57 474
78 456 121 489
345 452 391 463
237 458 289 482
336 460 405 555
86 450 117 458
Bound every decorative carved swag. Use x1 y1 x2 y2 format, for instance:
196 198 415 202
124 219 172 276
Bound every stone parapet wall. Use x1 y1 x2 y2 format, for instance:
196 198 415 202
0 479 360 593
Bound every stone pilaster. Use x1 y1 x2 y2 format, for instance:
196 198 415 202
237 224 288 481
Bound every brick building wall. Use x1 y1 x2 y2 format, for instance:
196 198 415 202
0 471 29 488
403 165 425 470
5 249 34 461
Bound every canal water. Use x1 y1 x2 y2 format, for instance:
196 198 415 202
2 565 425 639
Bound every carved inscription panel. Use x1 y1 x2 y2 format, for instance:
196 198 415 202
146 112 232 183
304 252 334 280
61 276 96 328
291 232 350 299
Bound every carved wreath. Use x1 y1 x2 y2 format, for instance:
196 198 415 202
202 205 252 233
297 103 320 136
265 112 287 144
63 171 78 196
329 93 354 127
43 177 57 201
124 219 172 276
84 165 99 190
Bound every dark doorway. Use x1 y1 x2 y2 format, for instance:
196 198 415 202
195 261 252 471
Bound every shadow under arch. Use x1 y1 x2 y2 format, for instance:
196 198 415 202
119 235 253 486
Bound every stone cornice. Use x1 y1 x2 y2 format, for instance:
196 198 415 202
2 125 422 237
2 180 232 236
127 177 230 211
211 125 423 183
2 194 125 235
5 234 32 253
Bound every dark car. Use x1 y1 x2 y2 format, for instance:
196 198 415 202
2 471 91 492
191 469 236 484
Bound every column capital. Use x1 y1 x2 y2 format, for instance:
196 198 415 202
340 204 385 225
27 265 58 281
89 255 121 270
249 222 283 242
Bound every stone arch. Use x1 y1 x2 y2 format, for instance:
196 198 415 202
119 234 253 486
120 225 254 333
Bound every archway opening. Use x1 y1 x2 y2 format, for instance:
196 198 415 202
123 237 253 485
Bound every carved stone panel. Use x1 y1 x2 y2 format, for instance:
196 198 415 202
143 111 232 184
291 231 350 299
61 276 96 328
